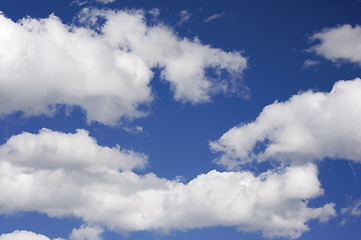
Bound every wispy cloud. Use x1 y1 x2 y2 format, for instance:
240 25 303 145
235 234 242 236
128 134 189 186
177 10 191 26
303 59 320 68
204 12 224 23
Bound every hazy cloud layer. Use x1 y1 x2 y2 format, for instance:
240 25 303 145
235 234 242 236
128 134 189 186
211 78 361 169
309 24 361 66
0 130 334 239
0 10 247 125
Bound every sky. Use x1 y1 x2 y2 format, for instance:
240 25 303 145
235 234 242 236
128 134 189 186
0 0 360 239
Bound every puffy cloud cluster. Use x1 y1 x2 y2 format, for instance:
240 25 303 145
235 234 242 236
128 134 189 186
0 129 334 239
309 24 361 66
0 9 247 125
210 78 361 169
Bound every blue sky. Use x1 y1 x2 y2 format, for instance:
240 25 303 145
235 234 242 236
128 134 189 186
0 0 361 239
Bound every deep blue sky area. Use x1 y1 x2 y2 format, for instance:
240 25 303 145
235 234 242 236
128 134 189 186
0 0 361 240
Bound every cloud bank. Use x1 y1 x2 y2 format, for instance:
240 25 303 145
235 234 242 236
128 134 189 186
309 24 361 66
0 9 247 125
0 129 334 239
210 78 361 169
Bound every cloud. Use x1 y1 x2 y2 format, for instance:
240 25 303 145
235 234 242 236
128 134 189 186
95 0 116 3
342 198 361 217
309 24 361 66
177 10 191 26
0 128 147 171
0 10 247 125
302 59 320 68
0 130 335 239
204 13 224 23
340 198 361 225
210 78 361 169
0 230 54 240
0 227 102 240
70 225 103 240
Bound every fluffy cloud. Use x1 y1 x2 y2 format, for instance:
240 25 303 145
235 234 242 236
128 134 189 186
309 24 361 66
0 10 247 125
0 128 147 171
69 225 103 240
0 230 53 240
0 129 334 239
210 78 361 169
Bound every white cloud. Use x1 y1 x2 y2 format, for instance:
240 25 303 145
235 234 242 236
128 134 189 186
0 230 52 240
0 130 335 239
210 78 361 169
302 59 320 68
309 24 361 66
204 13 224 23
91 9 248 103
70 225 103 240
0 128 147 171
0 10 247 125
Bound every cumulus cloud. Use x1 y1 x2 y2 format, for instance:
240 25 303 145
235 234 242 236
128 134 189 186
0 128 147 171
0 10 247 125
70 225 103 240
210 78 361 169
0 230 53 240
0 130 334 239
309 24 361 66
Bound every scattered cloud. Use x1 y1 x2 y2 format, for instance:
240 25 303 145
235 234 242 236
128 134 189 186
70 225 103 240
0 10 247 125
0 130 334 239
302 59 320 68
148 8 161 18
210 78 361 169
95 0 116 3
340 198 361 225
342 198 361 217
204 13 224 23
177 10 191 26
309 24 361 66
71 0 88 6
